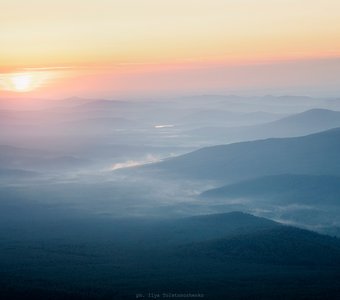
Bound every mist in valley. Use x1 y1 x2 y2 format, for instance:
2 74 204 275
2 94 340 299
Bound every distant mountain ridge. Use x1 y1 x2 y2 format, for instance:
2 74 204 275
145 127 340 182
0 144 89 172
262 108 340 135
187 108 340 143
200 174 340 205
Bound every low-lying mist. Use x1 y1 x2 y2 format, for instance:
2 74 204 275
2 94 340 233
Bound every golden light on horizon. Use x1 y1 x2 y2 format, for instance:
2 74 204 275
1 0 340 97
1 0 340 71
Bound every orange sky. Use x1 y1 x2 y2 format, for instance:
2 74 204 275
1 0 340 97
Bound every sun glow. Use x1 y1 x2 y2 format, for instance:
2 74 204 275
0 71 57 93
11 73 33 91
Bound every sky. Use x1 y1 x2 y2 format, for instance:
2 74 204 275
1 0 340 98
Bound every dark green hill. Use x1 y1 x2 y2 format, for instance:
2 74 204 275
1 212 340 299
181 225 340 266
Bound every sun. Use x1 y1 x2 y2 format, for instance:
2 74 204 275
0 71 55 93
11 73 34 92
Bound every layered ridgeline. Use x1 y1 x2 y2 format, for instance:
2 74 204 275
200 174 340 205
1 212 340 299
199 174 340 234
144 127 340 182
0 144 89 173
187 108 340 143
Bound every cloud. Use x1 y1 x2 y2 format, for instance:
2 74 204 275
110 155 161 171
154 124 175 129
